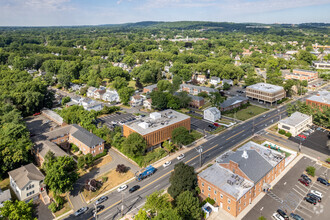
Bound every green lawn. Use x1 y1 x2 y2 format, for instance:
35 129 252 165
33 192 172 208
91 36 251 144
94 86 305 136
223 105 268 121
191 130 204 141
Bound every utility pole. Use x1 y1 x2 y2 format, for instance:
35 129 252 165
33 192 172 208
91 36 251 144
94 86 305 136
121 192 125 217
94 203 98 220
195 146 203 168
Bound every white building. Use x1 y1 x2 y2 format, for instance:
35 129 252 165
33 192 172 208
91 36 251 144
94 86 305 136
196 75 207 83
143 99 152 110
8 163 46 202
130 95 144 107
0 188 11 207
87 87 97 98
210 77 221 85
102 90 120 103
81 98 103 111
278 112 313 136
204 107 221 122
313 61 330 70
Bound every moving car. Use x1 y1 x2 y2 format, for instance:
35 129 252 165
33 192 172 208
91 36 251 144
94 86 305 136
96 196 108 205
304 196 317 205
92 205 104 213
129 185 140 193
177 154 185 160
306 193 321 202
117 184 128 192
272 212 285 220
317 177 329 186
298 178 309 186
290 213 304 220
310 190 323 198
276 209 289 220
301 174 312 183
163 161 171 168
74 207 88 216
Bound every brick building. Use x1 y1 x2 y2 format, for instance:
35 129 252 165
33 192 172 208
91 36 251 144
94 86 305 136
198 141 285 217
284 69 318 82
306 90 330 109
188 94 205 108
219 96 249 112
246 83 285 104
123 110 190 149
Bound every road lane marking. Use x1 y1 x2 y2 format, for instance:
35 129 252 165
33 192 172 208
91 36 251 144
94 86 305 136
66 193 74 209
80 192 86 204
226 130 245 140
90 200 121 219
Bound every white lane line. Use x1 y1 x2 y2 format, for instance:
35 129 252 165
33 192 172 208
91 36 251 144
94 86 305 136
296 208 312 219
292 188 304 197
191 162 196 166
155 184 160 188
295 185 308 193
297 183 309 191
298 204 314 213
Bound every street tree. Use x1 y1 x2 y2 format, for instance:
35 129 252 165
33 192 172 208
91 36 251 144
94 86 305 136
171 127 194 146
122 133 147 156
112 76 128 90
144 190 172 215
0 200 36 220
150 91 168 110
154 208 182 220
176 191 202 220
118 87 135 105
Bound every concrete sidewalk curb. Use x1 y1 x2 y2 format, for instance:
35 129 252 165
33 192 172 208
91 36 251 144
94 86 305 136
111 147 140 168
53 210 74 220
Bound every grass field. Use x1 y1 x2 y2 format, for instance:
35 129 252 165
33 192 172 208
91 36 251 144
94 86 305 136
223 105 268 121
191 130 204 141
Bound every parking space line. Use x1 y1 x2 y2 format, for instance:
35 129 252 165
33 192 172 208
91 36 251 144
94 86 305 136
310 186 326 194
298 183 309 191
295 185 308 193
296 209 312 219
298 204 314 213
313 183 329 191
292 188 304 197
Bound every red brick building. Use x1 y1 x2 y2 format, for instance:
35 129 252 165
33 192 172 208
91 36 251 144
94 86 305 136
198 141 285 217
306 90 330 110
285 69 318 82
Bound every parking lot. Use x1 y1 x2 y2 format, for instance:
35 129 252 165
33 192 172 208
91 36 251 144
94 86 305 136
290 129 330 156
243 156 330 220
190 117 216 132
96 112 137 128
25 114 59 135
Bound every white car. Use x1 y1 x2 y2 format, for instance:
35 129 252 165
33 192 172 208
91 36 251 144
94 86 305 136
311 190 323 198
117 184 128 192
163 161 171 168
272 212 284 220
177 154 185 160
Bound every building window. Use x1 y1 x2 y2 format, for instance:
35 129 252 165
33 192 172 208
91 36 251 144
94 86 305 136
220 194 223 199
202 189 204 193
239 207 241 212
228 206 230 211
214 197 216 201
244 194 246 199
208 186 211 191
239 199 241 204
228 199 231 204
214 190 217 195
244 202 246 206
208 194 210 198
202 182 204 186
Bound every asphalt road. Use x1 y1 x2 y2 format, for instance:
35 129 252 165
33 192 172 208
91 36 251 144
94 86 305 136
65 88 329 220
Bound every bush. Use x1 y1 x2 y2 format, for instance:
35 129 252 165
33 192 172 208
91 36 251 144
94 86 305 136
48 202 58 213
278 129 286 135
102 176 108 183
205 197 215 205
258 217 267 220
306 166 316 177
93 149 108 161
116 164 128 173
285 132 292 138
71 144 79 152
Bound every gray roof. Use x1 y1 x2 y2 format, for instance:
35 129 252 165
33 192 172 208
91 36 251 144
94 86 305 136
144 84 157 91
188 94 204 101
247 83 284 93
41 109 64 125
205 107 220 115
0 188 11 204
218 149 273 183
34 140 68 159
210 76 220 80
8 163 44 189
293 69 317 74
306 90 330 105
198 163 253 200
180 84 217 93
279 112 311 127
220 96 248 109
70 124 105 147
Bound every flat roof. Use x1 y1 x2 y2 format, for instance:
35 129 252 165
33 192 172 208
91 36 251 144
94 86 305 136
247 83 284 93
307 90 330 105
293 69 317 73
279 112 312 127
124 109 190 136
198 163 253 201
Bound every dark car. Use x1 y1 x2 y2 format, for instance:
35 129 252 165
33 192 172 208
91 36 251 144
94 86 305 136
115 112 121 115
298 178 309 186
301 174 312 183
317 177 329 186
92 205 104 213
277 209 289 220
96 196 108 205
208 124 216 129
304 196 317 205
290 213 304 220
129 185 140 193
307 193 321 202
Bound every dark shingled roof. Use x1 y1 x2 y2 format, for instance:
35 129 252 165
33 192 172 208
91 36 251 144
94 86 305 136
219 150 273 183
220 96 248 109
70 124 104 147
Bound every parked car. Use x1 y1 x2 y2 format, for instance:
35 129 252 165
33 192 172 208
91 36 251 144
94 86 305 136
304 196 317 205
317 177 329 186
92 205 104 213
290 213 304 220
33 112 41 116
117 184 128 192
310 190 323 198
74 207 88 216
276 209 289 220
307 193 321 202
129 185 140 193
272 212 285 220
208 124 216 129
177 154 185 160
301 174 312 183
213 123 221 127
298 178 309 186
163 161 171 168
96 196 108 205
298 134 306 139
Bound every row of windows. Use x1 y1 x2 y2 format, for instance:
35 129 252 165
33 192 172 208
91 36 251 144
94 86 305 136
26 184 34 191
26 190 35 197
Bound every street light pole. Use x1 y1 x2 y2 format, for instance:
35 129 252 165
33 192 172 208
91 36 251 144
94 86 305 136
195 146 203 168
121 192 125 217
94 203 98 220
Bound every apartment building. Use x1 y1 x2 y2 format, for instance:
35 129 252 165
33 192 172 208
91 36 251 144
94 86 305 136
198 141 285 217
313 61 330 70
246 83 285 104
285 69 318 82
180 84 217 96
123 110 190 149
306 90 330 109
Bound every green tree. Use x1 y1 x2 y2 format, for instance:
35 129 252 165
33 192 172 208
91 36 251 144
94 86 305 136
122 133 147 156
144 190 171 215
77 156 85 169
135 77 143 90
176 191 201 220
297 50 316 64
222 82 231 90
61 96 71 106
157 80 172 92
170 75 182 93
175 92 192 108
209 92 225 107
112 76 128 90
168 162 197 199
154 208 182 220
171 127 194 146
163 140 175 152
118 87 135 105
44 156 79 194
85 153 94 167
134 209 149 220
150 91 168 110
0 200 36 220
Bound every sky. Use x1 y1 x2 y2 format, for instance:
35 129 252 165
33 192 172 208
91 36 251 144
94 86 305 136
0 0 330 26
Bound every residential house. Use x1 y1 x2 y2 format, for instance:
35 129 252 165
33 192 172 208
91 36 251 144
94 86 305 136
278 112 313 136
81 98 103 111
65 96 82 107
196 75 207 84
94 89 106 100
143 99 152 110
102 90 120 103
70 83 82 91
143 84 158 93
188 95 205 108
222 79 233 86
87 87 97 98
210 77 221 85
0 188 11 207
130 95 144 107
220 96 249 112
204 107 221 122
9 164 47 203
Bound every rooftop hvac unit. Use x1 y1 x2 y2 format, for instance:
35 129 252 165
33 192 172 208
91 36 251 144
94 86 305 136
138 122 149 129
227 180 233 185
150 112 161 120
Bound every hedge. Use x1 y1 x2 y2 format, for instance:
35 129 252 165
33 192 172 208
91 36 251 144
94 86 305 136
93 149 108 161
306 166 315 177
278 129 286 135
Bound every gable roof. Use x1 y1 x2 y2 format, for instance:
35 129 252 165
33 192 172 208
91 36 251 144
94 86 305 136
34 140 68 159
220 96 248 109
8 163 44 189
70 124 104 147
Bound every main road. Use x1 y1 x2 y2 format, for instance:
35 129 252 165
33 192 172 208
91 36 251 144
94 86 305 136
66 89 324 220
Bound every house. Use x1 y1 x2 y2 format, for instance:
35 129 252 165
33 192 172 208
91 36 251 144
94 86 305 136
102 90 120 103
210 77 221 85
196 75 207 84
204 107 221 122
65 96 82 107
70 83 82 91
130 95 144 107
143 84 158 93
278 112 313 136
221 79 233 86
220 96 249 112
9 163 47 203
87 87 97 98
180 84 217 96
33 140 69 166
198 141 285 217
94 89 106 100
0 188 11 207
81 98 103 111
188 95 205 108
143 99 152 110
